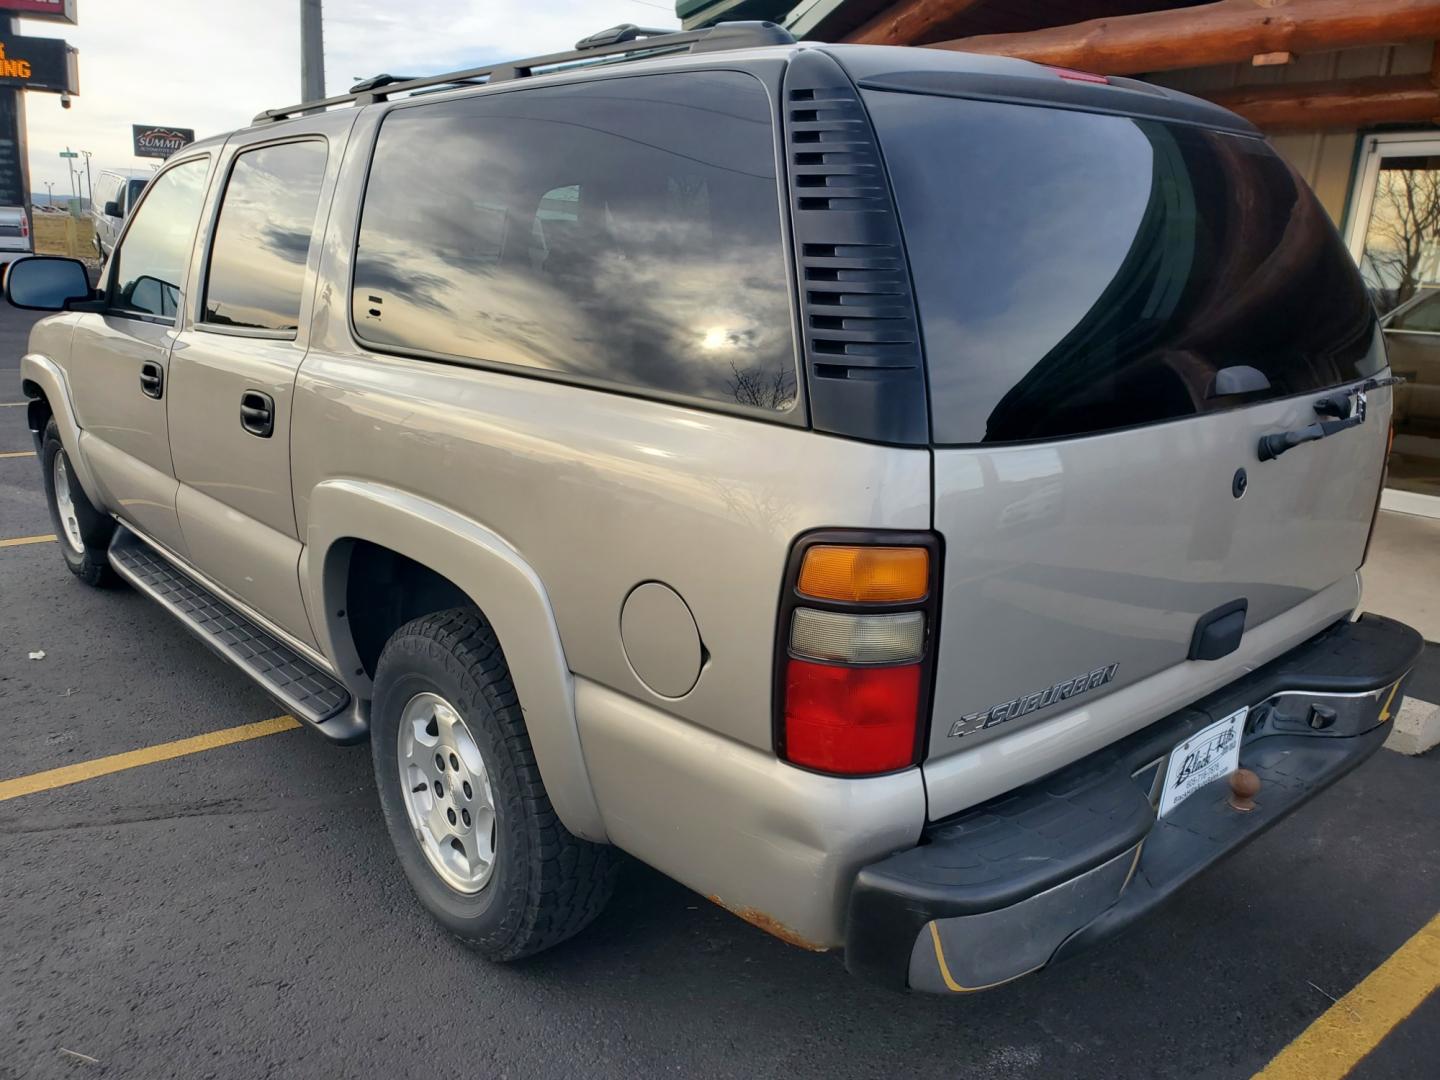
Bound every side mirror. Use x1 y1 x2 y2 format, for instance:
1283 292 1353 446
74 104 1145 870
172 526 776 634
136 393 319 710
104 200 122 217
4 256 93 311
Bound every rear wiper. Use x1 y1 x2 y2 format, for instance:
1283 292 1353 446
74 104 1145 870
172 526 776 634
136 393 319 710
1257 375 1405 462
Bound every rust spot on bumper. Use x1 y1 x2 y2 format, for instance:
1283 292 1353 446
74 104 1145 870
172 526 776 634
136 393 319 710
709 896 829 952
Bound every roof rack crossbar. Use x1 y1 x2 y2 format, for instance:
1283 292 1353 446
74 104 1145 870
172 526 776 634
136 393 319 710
252 21 795 125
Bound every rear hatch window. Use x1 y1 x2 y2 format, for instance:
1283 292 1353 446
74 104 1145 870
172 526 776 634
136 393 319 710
862 91 1382 444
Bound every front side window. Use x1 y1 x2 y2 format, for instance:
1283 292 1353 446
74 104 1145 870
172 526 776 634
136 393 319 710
352 71 797 413
109 157 209 321
203 140 328 332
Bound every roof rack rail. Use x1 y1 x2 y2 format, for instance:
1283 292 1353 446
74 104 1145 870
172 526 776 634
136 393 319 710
348 73 417 94
575 24 671 51
254 20 796 125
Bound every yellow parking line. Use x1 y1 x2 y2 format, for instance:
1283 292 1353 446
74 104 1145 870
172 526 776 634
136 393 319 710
1254 913 1440 1080
0 534 55 547
0 449 36 458
0 715 302 802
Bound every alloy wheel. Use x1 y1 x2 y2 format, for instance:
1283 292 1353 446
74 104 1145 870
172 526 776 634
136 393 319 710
52 450 85 555
396 691 498 893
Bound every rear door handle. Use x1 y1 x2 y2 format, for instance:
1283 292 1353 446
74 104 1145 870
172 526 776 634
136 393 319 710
240 390 275 438
139 361 164 399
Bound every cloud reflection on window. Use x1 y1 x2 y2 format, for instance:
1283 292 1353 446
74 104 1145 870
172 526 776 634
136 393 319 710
204 140 327 332
352 72 797 413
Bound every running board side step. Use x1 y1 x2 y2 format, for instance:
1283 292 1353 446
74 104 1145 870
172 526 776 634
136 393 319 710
108 526 367 743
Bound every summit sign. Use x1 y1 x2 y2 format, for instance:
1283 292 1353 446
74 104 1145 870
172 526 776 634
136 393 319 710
132 124 194 159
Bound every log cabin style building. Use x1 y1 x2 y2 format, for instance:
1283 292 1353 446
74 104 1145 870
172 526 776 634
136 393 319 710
679 0 1440 517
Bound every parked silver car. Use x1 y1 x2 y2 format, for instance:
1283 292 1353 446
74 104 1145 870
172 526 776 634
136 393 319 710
7 23 1423 993
0 205 31 267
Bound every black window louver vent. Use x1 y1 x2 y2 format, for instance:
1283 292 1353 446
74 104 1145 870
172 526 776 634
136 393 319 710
782 49 928 445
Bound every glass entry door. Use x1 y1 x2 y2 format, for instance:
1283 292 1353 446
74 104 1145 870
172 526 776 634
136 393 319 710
1348 134 1440 517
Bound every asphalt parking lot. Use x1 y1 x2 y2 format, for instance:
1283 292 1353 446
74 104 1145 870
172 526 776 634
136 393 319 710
1 303 1437 1080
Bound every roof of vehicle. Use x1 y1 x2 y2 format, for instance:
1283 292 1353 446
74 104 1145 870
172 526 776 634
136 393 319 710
226 20 1252 142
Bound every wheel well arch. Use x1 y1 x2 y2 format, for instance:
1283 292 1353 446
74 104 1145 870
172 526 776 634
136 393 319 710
21 378 52 437
303 481 606 842
338 538 472 678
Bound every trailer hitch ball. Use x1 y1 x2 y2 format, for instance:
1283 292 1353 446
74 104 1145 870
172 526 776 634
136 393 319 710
1228 768 1261 813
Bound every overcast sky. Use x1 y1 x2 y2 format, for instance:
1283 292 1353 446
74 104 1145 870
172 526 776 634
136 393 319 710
20 0 679 199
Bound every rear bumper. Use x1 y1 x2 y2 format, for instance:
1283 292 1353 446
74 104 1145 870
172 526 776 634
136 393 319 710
845 613 1423 993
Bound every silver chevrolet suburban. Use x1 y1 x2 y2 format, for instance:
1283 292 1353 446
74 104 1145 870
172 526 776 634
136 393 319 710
6 23 1423 993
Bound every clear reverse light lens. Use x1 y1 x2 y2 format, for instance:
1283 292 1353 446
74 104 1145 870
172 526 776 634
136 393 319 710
789 608 925 665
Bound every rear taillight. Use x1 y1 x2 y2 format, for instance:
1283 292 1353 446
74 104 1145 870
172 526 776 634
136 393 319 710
19 215 28 237
774 532 941 776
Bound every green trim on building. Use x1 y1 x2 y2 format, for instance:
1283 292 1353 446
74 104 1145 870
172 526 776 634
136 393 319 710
677 0 792 31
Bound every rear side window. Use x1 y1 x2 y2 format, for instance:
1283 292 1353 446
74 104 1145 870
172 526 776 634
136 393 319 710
109 156 209 322
126 177 148 211
352 71 797 413
863 92 1382 444
204 140 328 332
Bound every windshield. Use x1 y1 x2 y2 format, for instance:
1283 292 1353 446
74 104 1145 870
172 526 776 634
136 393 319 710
864 92 1383 445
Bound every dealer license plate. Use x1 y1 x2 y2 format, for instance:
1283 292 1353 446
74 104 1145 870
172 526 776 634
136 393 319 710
1158 707 1248 817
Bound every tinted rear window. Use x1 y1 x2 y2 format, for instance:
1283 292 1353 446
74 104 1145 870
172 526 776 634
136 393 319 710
352 71 797 414
864 92 1382 444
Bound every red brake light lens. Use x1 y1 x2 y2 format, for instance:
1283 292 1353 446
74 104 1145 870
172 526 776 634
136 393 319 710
783 658 921 775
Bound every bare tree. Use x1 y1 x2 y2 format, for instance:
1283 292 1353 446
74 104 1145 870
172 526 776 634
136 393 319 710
1361 165 1440 313
728 361 796 411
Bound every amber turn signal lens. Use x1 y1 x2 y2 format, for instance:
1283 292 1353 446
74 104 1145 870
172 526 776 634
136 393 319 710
797 545 929 603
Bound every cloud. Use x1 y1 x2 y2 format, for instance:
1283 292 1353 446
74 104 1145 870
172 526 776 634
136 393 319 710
21 0 676 198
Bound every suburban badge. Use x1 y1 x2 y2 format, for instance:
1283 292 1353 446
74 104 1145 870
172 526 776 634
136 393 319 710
947 663 1120 739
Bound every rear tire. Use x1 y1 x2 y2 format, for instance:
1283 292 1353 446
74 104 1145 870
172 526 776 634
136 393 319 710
40 420 118 588
370 608 617 960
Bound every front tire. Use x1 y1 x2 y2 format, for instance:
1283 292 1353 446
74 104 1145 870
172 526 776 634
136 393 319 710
370 608 617 960
40 420 118 587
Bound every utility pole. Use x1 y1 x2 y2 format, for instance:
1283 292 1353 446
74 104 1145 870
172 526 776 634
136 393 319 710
79 148 92 206
300 0 325 103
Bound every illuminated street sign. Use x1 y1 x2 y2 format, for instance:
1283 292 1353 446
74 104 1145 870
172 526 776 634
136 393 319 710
0 34 78 94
